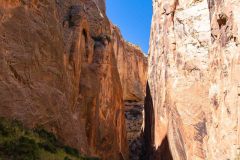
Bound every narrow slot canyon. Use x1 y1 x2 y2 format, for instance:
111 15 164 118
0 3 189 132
0 0 240 160
123 81 175 160
124 99 174 160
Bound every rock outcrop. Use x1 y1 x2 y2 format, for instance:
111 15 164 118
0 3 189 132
112 26 148 101
110 25 148 160
145 0 240 159
93 0 106 13
0 0 125 159
0 0 148 159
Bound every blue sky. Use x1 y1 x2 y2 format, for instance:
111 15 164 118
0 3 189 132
106 0 152 54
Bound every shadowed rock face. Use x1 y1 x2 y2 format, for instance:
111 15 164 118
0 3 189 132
0 0 147 159
124 101 145 160
145 0 240 159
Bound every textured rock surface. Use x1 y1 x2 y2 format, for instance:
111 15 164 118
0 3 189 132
124 101 145 160
146 0 240 159
112 26 148 101
92 0 105 13
0 0 134 159
111 25 148 159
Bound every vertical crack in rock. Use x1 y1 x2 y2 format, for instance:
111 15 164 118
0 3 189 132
143 82 155 160
207 0 215 20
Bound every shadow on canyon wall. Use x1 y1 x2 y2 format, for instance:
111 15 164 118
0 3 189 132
143 82 173 160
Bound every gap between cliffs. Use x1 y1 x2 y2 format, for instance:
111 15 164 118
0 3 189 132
123 82 174 160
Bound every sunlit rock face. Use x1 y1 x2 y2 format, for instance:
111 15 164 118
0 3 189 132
112 26 148 101
146 0 240 159
0 0 129 159
110 25 148 160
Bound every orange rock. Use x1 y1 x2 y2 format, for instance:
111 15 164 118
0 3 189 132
0 0 148 159
145 0 240 159
111 25 148 102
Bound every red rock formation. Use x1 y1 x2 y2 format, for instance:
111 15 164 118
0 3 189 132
112 26 148 101
110 25 148 160
93 0 106 13
0 0 137 159
146 0 240 159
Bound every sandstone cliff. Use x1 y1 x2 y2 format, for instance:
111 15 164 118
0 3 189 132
93 0 105 13
145 0 240 159
0 0 148 159
110 25 148 159
112 26 148 101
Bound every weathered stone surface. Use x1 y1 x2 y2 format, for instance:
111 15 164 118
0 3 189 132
124 101 145 160
92 0 105 13
111 25 148 160
146 0 240 159
0 0 133 159
112 26 148 101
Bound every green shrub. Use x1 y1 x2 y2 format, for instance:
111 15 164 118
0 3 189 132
0 121 15 137
0 118 23 137
64 157 72 160
3 136 40 160
0 118 97 160
64 146 79 158
0 122 9 136
82 157 99 160
38 142 57 153
34 129 60 146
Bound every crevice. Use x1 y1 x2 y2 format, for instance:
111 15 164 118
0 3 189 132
207 0 215 20
8 64 28 85
9 65 22 83
142 82 174 160
143 82 154 160
82 29 89 61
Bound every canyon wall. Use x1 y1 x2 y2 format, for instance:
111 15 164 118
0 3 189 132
92 0 106 13
0 0 147 159
111 26 148 159
112 26 148 101
146 0 240 159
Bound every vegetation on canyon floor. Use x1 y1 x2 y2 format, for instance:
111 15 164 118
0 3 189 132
0 118 98 160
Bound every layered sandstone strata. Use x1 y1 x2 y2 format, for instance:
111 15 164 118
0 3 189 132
145 0 240 159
